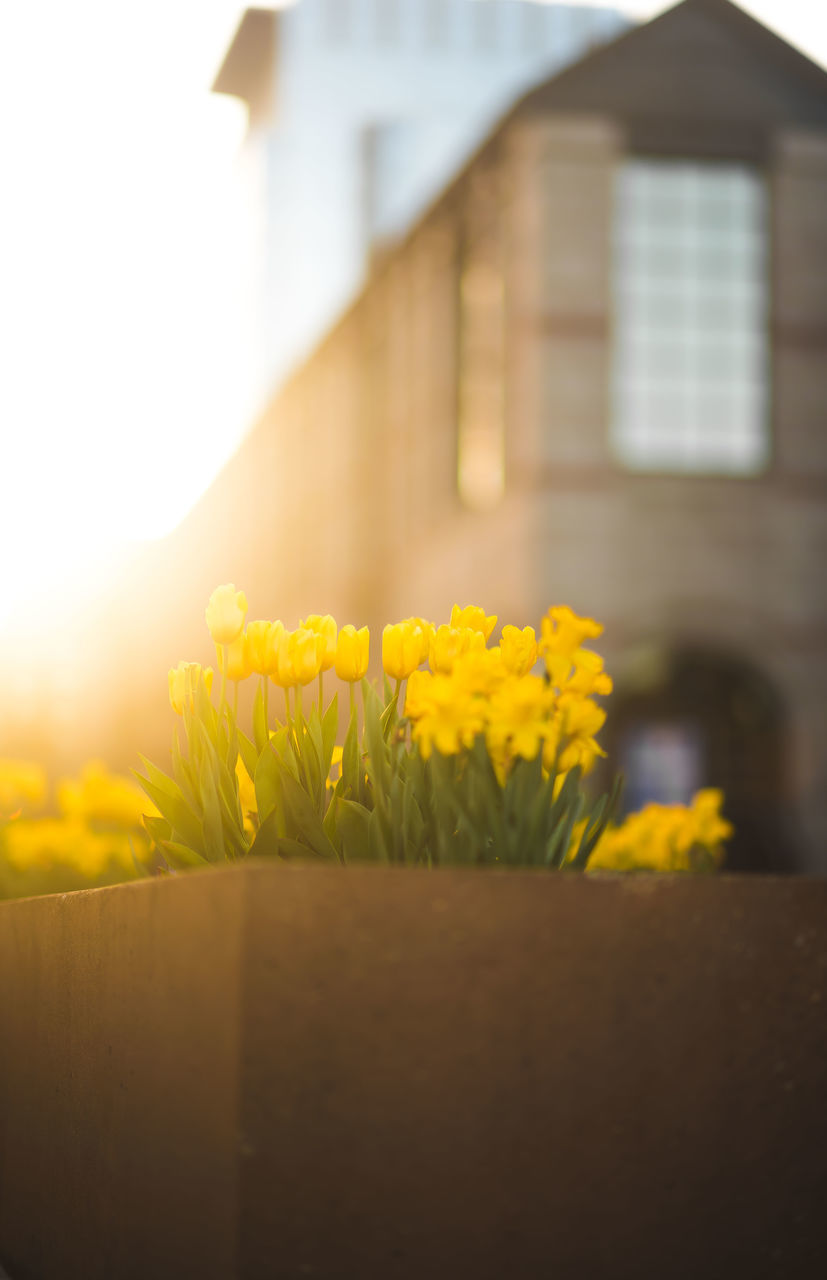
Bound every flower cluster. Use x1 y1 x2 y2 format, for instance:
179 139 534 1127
401 604 610 785
585 790 734 873
143 583 733 875
0 759 154 892
188 586 369 704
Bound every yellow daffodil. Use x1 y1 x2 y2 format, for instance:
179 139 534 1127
168 662 214 715
335 625 370 681
383 621 425 681
408 675 486 759
486 674 556 763
205 583 248 645
450 604 497 641
57 761 154 828
0 758 47 817
539 605 602 658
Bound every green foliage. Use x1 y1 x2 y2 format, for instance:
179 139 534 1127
136 671 621 873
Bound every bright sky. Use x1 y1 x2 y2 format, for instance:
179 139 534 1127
0 0 824 638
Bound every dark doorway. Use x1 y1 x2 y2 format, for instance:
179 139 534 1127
602 645 794 873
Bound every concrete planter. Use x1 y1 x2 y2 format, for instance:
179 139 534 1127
1 864 825 1279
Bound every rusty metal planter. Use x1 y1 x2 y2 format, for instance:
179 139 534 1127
1 865 826 1279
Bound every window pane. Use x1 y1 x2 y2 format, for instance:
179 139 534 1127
610 159 769 473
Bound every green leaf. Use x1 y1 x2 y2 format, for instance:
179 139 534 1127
247 807 282 859
341 704 361 799
237 731 259 786
159 840 210 871
321 693 339 775
277 765 339 861
198 751 226 863
254 747 280 825
135 764 204 852
571 773 624 871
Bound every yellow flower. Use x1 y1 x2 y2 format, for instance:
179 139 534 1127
429 624 486 674
500 625 538 676
556 697 607 775
218 631 253 682
486 674 556 763
403 617 435 665
57 761 153 828
586 790 734 874
245 620 284 677
546 646 612 697
539 605 602 658
287 627 325 686
408 675 485 759
205 583 248 645
0 758 47 817
450 604 497 641
169 662 214 715
302 614 338 672
335 625 370 681
383 621 425 681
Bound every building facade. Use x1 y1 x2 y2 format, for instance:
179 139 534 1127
96 0 827 873
213 0 628 406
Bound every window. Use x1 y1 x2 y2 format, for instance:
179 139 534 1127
610 160 769 474
457 253 505 510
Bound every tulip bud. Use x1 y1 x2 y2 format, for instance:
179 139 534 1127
382 621 424 681
429 624 485 675
301 614 338 672
450 604 497 641
500 625 538 677
288 627 325 686
205 584 248 645
245 620 284 677
168 662 214 715
218 632 252 682
334 625 369 682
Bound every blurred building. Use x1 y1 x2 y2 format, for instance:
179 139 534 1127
213 0 628 406
92 0 827 873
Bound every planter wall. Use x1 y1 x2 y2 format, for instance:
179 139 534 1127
1 865 826 1279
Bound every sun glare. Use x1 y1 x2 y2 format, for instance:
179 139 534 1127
0 1 251 634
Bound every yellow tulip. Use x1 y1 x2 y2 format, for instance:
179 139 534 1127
403 617 435 665
335 624 370 681
301 614 338 672
168 662 214 715
382 621 425 681
500 625 538 677
205 583 248 645
218 632 252 682
450 604 497 641
245 620 284 676
288 627 325 686
429 624 485 674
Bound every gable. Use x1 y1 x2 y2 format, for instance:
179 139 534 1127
513 0 827 159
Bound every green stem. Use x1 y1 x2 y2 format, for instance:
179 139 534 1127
219 644 227 712
233 681 239 719
263 678 269 734
318 670 324 714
